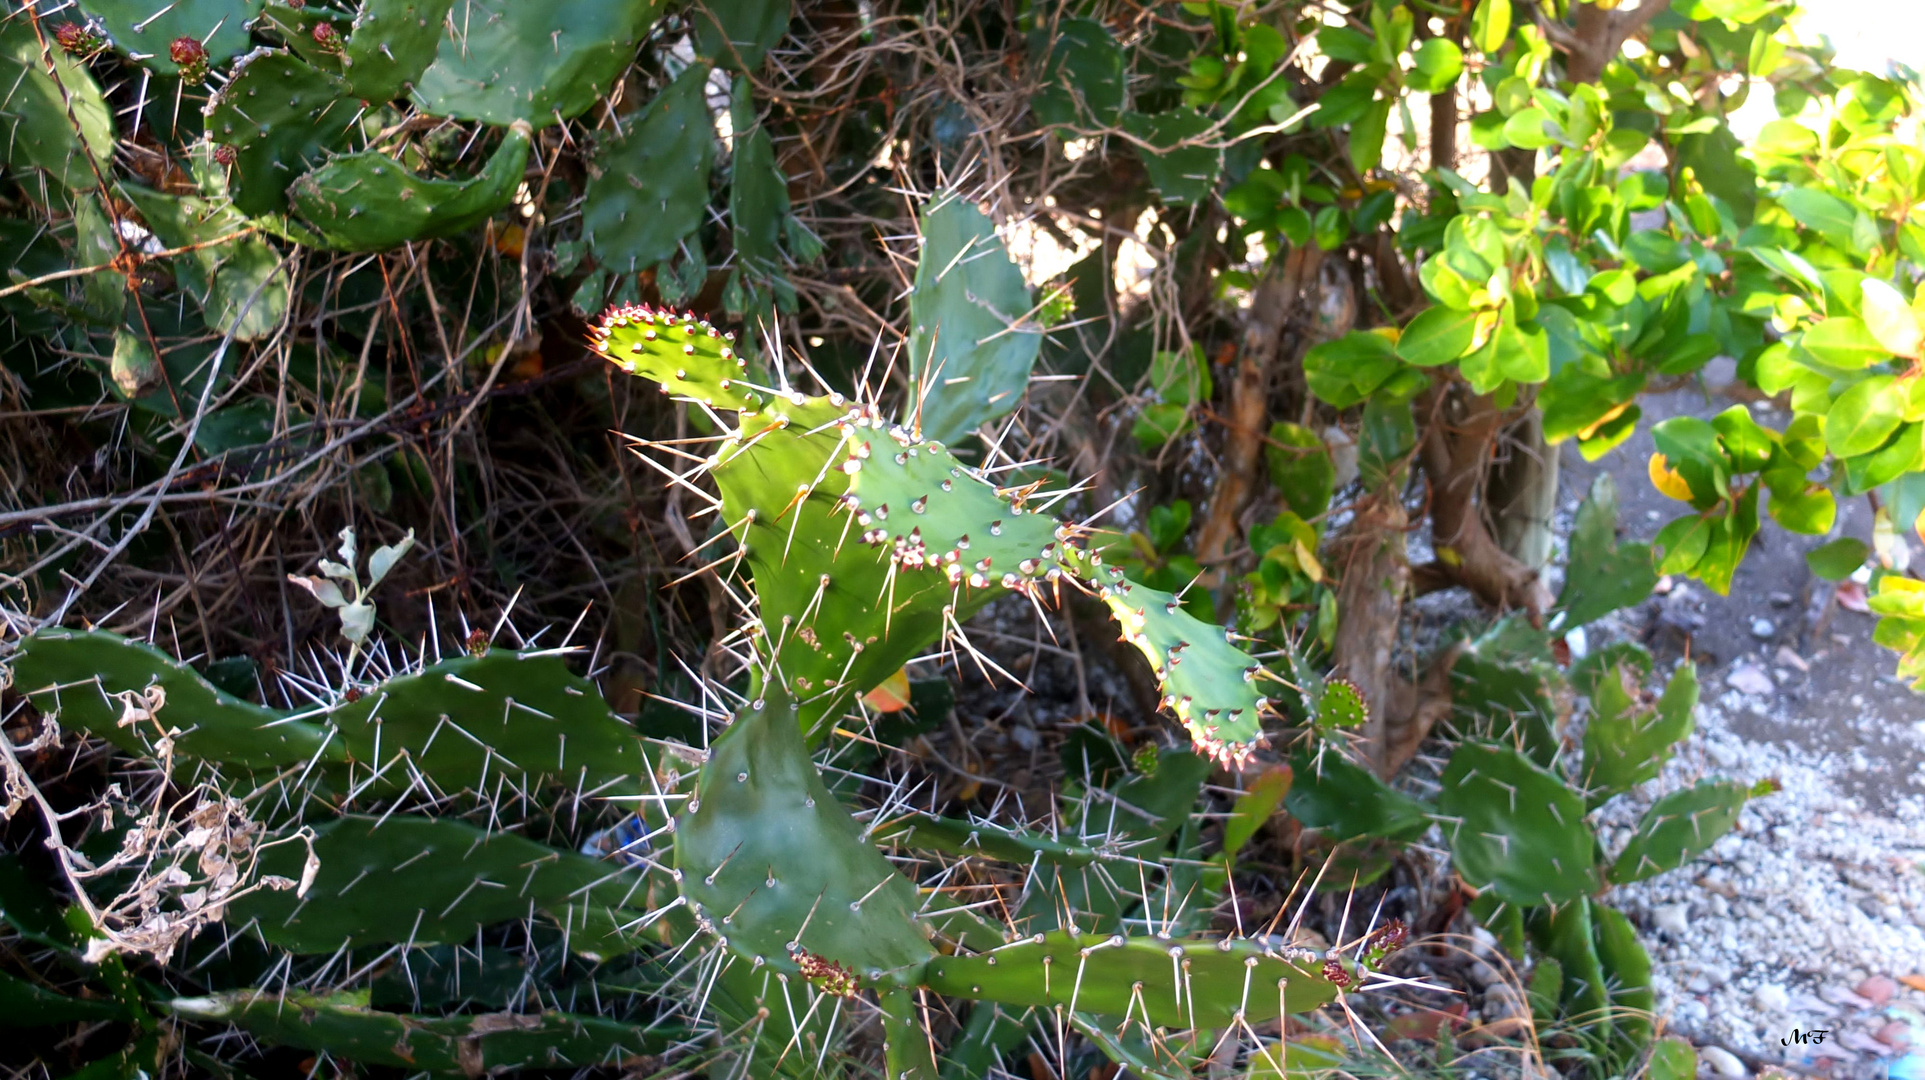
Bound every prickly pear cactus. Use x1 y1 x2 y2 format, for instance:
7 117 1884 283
591 303 1276 765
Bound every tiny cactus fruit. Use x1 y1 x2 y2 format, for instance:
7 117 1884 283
310 20 343 55
55 21 106 57
170 36 209 84
212 143 237 166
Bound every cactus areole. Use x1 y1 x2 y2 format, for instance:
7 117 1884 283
590 303 1276 767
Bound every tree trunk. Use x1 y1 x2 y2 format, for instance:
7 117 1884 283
1488 409 1560 572
1413 382 1554 614
1194 244 1325 576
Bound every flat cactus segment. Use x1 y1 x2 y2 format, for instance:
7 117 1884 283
288 122 532 251
229 815 649 955
410 0 663 126
1284 744 1431 842
76 0 260 75
582 65 718 273
1437 742 1597 906
341 0 455 101
119 184 291 341
167 991 677 1071
202 50 358 216
904 194 1042 445
1579 660 1697 801
694 0 791 71
0 16 114 190
1448 638 1564 768
674 693 935 984
327 650 647 797
591 304 759 410
1557 474 1659 628
1607 779 1754 886
12 629 341 770
1524 899 1611 1036
921 932 1339 1028
872 812 1117 867
1591 902 1655 1047
1088 570 1269 765
879 985 941 1080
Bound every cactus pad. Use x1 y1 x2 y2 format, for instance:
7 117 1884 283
230 815 650 955
13 630 341 770
288 121 532 250
1285 744 1431 842
327 649 648 798
675 692 935 984
1607 779 1755 885
582 65 717 273
922 931 1340 1028
76 0 261 75
0 16 114 190
1579 660 1697 801
341 0 455 101
120 184 291 341
410 0 664 126
202 50 358 216
168 991 675 1071
1437 741 1597 906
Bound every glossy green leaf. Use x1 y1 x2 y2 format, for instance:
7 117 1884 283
1826 376 1903 458
1804 317 1895 370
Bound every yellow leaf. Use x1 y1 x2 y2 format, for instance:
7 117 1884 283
1293 537 1324 583
1437 544 1462 567
1648 453 1694 502
1578 401 1630 441
862 667 912 712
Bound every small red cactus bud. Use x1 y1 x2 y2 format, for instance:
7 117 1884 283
1322 957 1352 988
286 0 306 8
212 143 237 166
54 21 105 56
1368 918 1409 955
464 629 490 657
170 36 208 85
343 686 363 703
310 21 342 53
795 951 859 998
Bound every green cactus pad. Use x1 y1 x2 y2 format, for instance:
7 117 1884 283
1437 741 1597 906
1607 779 1754 886
1448 637 1564 768
288 121 531 251
872 811 1118 867
76 0 261 75
582 65 718 273
1556 474 1659 630
1592 902 1654 1047
167 991 677 1071
923 931 1340 1028
591 304 761 410
879 985 941 1080
12 629 342 771
256 4 351 72
202 50 359 216
341 0 455 101
904 194 1042 446
120 184 291 341
1525 899 1611 1035
1580 661 1697 802
1087 569 1270 765
1285 743 1431 842
328 649 648 798
694 0 791 71
675 692 935 984
410 0 663 126
230 815 650 956
0 16 114 190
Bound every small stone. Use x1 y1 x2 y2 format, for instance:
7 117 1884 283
1823 985 1876 1009
1861 975 1900 1006
1653 903 1690 935
1701 1046 1747 1077
1880 1021 1914 1049
1769 591 1795 607
1900 975 1925 993
1754 983 1790 1013
1775 646 1810 673
1727 663 1775 696
1751 617 1776 638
